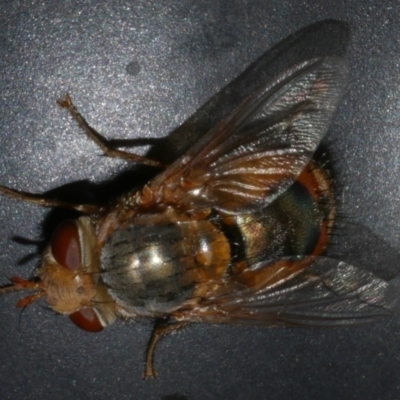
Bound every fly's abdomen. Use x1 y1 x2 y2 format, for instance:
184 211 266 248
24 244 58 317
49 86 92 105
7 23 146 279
231 161 335 267
100 218 230 317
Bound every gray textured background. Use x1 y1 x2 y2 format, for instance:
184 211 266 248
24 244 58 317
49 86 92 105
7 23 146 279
1 2 400 400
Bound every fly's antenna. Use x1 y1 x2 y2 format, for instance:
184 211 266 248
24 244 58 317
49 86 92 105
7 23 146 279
0 276 44 307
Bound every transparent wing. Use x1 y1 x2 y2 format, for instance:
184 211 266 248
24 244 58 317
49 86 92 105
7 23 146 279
142 57 348 214
173 257 397 326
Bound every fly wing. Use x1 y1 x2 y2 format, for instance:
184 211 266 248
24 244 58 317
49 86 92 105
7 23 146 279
142 57 348 214
173 257 397 326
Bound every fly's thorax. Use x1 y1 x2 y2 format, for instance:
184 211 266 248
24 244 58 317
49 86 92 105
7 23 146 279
39 216 116 328
100 210 230 317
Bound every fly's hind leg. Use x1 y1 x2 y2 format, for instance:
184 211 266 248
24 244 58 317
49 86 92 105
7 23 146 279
143 320 188 379
57 94 164 168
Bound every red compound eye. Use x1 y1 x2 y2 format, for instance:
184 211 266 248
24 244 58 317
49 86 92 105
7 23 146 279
69 308 103 332
51 220 81 271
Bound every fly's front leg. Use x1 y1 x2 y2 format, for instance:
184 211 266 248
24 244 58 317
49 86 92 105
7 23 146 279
57 94 164 168
143 320 188 379
0 185 100 214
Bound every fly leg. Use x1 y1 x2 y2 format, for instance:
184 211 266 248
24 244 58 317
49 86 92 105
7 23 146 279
57 94 164 168
143 320 188 379
0 185 100 214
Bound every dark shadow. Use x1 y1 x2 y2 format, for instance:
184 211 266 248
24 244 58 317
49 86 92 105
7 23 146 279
13 165 160 257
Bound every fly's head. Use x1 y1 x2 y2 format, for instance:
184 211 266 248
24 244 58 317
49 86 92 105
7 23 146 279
1 217 116 332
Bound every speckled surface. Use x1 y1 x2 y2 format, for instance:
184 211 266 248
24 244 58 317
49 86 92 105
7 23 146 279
1 2 400 400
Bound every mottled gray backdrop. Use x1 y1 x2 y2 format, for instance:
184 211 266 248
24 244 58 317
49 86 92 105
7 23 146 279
1 2 400 400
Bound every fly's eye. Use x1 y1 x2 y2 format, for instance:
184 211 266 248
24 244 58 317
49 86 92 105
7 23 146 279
69 308 104 332
51 220 81 271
